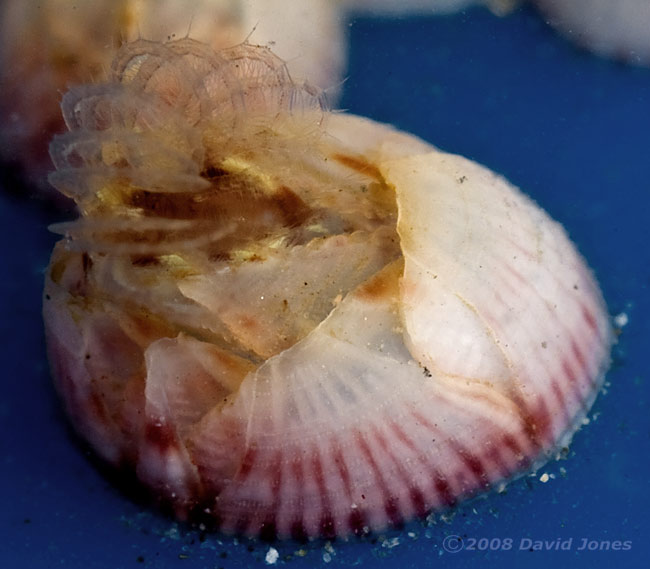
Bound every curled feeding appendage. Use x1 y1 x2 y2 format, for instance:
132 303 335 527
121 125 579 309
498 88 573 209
44 38 612 540
0 0 344 200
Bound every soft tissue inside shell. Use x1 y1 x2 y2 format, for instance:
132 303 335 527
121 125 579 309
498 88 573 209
47 38 401 373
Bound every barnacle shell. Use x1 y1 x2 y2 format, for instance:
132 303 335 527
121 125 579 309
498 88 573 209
44 38 611 539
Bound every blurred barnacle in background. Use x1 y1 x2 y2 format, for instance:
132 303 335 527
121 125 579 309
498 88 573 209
533 0 650 66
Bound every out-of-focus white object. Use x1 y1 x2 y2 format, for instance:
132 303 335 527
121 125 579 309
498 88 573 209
533 0 650 65
348 0 650 65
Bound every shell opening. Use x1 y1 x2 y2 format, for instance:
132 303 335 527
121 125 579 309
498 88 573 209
47 37 402 367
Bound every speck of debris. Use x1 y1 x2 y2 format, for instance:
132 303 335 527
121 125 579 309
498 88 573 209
382 537 401 549
458 176 467 183
423 367 432 377
614 312 629 328
265 546 279 565
136 556 144 563
178 553 190 560
541 341 547 348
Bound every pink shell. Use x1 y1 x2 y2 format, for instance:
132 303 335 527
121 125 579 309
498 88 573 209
43 38 611 539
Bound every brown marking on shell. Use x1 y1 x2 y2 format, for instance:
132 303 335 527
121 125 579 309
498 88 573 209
48 247 91 297
144 420 178 454
332 153 398 219
130 255 160 267
190 343 256 395
355 260 403 302
332 153 384 182
235 314 263 335
117 308 179 347
517 396 554 451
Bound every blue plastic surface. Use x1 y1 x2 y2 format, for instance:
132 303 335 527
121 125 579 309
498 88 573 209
1 5 648 568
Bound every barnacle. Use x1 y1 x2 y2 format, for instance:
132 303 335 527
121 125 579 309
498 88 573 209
44 38 611 539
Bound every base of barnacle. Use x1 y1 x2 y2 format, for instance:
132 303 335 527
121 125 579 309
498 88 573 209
43 249 608 542
48 382 601 544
